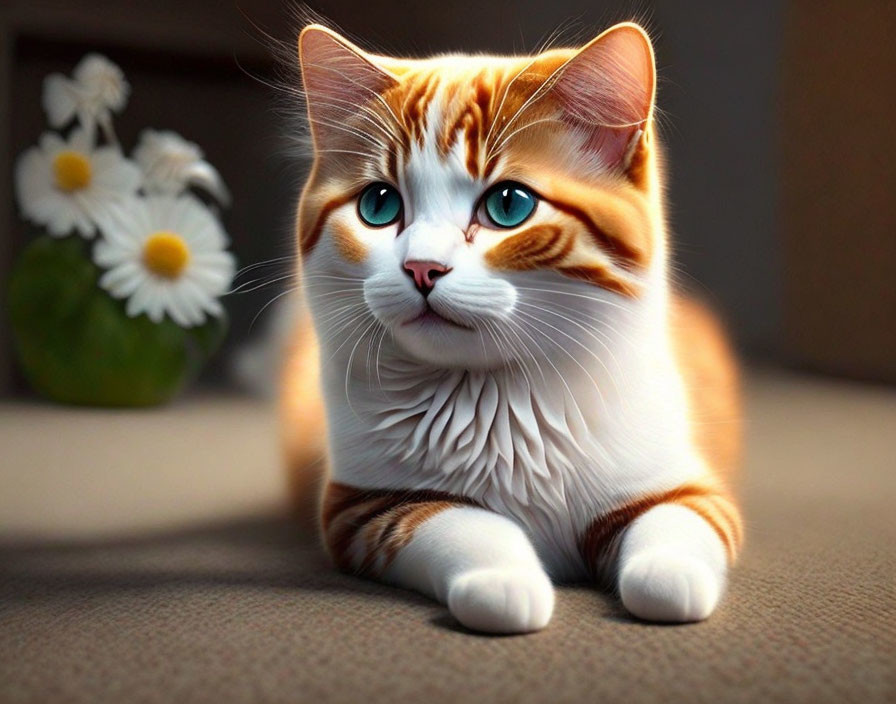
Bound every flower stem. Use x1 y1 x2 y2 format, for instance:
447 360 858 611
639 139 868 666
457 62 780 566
99 116 119 149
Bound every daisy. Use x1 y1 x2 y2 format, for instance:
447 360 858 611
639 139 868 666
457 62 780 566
14 127 141 237
134 129 231 205
43 53 129 138
94 195 236 327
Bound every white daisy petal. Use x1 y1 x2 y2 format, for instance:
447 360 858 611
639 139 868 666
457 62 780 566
179 293 205 326
91 147 140 185
42 74 79 128
14 129 139 239
99 262 144 296
39 132 67 155
70 208 96 238
201 297 224 317
145 286 166 323
126 283 151 318
73 54 129 112
185 267 230 293
92 194 233 327
48 53 131 140
46 211 74 237
184 161 230 206
134 130 229 205
164 295 189 327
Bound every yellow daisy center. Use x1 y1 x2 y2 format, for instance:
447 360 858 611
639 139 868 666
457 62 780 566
143 231 190 279
52 151 92 192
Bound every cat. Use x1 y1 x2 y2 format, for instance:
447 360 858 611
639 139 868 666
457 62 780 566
281 22 743 634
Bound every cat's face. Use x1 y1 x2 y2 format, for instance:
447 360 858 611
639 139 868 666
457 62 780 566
297 24 660 369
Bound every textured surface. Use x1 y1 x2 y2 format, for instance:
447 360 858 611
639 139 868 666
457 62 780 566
1 370 895 703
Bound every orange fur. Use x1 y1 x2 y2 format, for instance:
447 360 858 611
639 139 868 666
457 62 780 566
670 295 743 478
321 483 478 573
279 309 326 524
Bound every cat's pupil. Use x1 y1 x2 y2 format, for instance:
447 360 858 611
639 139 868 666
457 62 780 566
483 182 536 228
358 182 401 226
501 189 513 214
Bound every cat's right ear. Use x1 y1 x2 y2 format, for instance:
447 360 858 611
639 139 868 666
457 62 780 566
298 25 398 149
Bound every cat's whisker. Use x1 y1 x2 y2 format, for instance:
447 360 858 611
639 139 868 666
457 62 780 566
515 301 647 425
370 323 390 394
313 301 368 327
514 286 634 313
489 116 565 156
234 256 296 278
483 52 546 151
514 308 609 416
487 65 562 160
522 295 644 359
508 315 591 434
301 61 405 143
249 285 301 332
226 273 297 296
500 317 546 386
307 116 386 150
305 97 400 145
342 316 383 415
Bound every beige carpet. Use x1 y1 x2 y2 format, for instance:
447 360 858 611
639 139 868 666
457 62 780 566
1 370 894 703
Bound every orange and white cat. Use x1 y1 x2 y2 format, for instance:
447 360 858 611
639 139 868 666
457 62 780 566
281 22 742 633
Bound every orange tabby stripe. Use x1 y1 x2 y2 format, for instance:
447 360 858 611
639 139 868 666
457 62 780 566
483 224 570 270
397 72 441 146
385 144 399 182
437 72 495 178
580 484 742 587
322 482 478 574
301 192 356 256
558 266 641 298
546 197 648 270
330 219 367 263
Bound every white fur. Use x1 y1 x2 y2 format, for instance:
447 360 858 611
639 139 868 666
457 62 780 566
618 504 727 621
385 506 554 633
303 84 728 631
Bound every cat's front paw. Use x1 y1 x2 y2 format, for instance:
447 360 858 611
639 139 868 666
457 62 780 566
619 549 721 623
447 566 554 634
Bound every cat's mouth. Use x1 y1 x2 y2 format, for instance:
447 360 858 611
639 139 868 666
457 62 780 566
402 306 473 331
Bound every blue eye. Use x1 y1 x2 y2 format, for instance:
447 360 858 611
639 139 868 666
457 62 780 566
358 183 402 227
483 182 537 228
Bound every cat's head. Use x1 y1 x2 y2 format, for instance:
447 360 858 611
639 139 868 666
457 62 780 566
296 23 662 369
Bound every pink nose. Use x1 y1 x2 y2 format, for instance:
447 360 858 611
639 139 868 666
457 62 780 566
403 260 452 296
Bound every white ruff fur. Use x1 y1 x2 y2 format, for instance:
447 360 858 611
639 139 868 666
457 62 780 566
316 284 709 580
302 80 728 629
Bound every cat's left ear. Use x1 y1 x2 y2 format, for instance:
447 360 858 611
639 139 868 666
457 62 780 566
547 23 655 173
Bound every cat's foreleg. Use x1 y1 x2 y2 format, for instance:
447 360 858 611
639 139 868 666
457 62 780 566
583 485 741 623
323 482 554 633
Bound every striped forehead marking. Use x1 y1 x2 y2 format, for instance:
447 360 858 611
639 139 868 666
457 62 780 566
385 67 520 181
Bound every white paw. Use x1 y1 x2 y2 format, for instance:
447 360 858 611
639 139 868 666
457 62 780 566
447 566 554 634
619 549 722 623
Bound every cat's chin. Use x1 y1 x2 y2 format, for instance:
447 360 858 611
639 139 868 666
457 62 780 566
390 317 513 370
402 307 473 331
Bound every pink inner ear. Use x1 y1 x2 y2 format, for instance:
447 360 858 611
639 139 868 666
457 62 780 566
299 28 396 146
550 26 655 168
